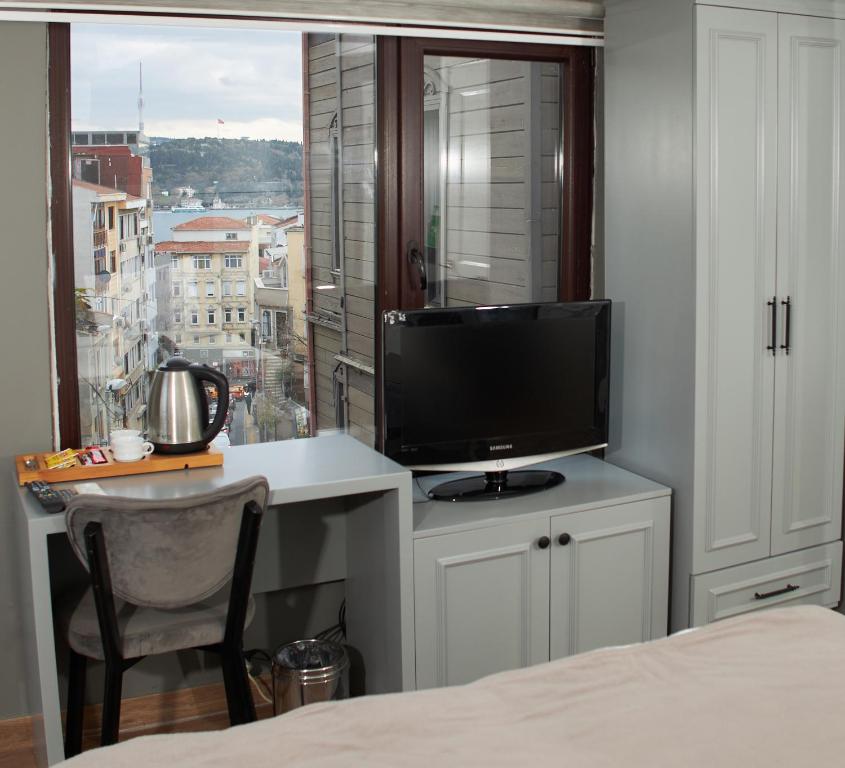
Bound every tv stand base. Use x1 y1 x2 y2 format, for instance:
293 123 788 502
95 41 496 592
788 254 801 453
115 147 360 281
427 469 565 502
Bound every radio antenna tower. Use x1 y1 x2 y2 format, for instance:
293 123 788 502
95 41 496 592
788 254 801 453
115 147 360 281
138 61 145 133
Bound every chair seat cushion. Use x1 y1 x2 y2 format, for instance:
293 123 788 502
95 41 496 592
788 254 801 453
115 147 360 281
66 588 255 661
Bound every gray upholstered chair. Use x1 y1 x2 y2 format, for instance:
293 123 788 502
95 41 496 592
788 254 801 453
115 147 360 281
62 475 269 758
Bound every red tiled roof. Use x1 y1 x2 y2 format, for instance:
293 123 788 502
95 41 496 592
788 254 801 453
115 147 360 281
172 216 250 231
256 214 282 225
155 240 251 254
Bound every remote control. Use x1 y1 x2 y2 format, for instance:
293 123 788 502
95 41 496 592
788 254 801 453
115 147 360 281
26 480 77 514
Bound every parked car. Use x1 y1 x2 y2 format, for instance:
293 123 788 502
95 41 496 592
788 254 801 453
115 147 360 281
230 385 245 400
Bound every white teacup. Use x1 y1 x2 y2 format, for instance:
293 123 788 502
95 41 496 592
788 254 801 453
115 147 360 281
110 436 154 462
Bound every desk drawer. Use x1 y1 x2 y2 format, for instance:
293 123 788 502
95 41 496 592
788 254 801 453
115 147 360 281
690 541 842 626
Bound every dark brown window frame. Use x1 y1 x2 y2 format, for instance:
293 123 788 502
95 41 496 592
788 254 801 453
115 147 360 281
377 36 595 312
375 37 596 447
49 22 81 449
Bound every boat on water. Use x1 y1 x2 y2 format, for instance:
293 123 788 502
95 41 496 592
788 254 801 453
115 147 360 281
170 197 205 213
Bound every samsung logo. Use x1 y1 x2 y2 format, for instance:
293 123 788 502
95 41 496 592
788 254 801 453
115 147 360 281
489 443 513 451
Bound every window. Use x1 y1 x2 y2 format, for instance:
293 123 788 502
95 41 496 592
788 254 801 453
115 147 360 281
175 333 181 344
59 26 591 456
225 333 232 343
205 280 215 297
207 308 216 324
193 335 200 345
262 310 271 338
209 335 216 345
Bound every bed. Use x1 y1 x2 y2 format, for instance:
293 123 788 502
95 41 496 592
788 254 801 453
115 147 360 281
62 605 845 767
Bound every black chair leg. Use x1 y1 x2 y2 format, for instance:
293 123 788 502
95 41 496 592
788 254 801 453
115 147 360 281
64 649 87 758
221 644 255 726
100 659 123 746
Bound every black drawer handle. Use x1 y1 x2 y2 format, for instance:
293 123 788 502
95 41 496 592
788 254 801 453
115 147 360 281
558 533 571 546
537 536 550 549
754 583 799 600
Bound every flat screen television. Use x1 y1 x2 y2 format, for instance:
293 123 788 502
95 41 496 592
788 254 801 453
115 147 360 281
382 300 611 501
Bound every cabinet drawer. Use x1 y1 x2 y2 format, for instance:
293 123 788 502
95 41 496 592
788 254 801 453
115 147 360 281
690 541 842 626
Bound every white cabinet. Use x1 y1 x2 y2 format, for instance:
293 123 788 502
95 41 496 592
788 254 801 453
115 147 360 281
771 13 845 556
605 0 845 629
413 456 670 689
413 517 550 689
549 499 670 659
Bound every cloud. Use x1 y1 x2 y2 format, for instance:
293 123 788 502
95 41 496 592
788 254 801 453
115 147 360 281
71 22 304 141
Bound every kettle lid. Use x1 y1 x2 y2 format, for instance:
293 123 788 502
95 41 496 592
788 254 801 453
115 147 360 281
158 356 192 372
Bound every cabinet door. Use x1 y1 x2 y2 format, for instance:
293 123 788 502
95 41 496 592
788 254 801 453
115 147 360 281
549 498 670 661
413 518 550 689
693 6 779 573
772 14 845 556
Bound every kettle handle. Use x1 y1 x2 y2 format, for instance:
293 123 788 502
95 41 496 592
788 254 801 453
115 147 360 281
190 364 230 446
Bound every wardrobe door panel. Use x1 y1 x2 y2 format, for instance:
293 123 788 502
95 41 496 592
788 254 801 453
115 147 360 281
693 6 778 572
772 14 845 556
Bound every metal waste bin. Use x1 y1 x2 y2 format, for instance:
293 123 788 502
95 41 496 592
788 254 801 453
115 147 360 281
272 639 349 716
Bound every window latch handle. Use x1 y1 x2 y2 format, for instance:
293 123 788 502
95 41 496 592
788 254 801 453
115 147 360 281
406 240 427 291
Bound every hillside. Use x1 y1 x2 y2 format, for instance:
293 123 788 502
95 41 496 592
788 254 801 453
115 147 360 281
150 137 303 208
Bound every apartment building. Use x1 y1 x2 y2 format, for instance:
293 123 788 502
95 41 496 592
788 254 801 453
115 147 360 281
71 179 151 444
155 215 259 378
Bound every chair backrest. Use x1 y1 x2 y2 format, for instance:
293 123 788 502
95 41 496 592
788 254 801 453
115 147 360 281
65 475 269 609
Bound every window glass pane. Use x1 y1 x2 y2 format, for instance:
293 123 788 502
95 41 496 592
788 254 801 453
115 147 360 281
305 35 377 444
71 24 375 447
421 55 562 307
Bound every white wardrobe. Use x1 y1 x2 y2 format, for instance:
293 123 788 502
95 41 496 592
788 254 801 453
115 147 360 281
605 0 845 629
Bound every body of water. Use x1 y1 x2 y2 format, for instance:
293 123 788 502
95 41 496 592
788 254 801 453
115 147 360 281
152 207 301 241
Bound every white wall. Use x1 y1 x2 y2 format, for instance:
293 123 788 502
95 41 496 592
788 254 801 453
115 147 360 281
0 19 54 718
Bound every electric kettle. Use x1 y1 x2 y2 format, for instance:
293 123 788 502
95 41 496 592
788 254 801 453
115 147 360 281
146 357 230 454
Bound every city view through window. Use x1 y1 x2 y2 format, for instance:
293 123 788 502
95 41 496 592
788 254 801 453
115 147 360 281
71 24 378 448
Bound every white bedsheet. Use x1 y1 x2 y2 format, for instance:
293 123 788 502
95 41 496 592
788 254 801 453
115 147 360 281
61 605 845 767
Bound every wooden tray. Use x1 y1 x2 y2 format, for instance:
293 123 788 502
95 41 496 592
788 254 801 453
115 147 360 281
16 446 224 486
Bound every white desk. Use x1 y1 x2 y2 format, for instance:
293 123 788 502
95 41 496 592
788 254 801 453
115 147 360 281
14 434 414 767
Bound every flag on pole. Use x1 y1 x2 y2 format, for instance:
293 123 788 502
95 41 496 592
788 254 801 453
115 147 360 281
217 118 225 125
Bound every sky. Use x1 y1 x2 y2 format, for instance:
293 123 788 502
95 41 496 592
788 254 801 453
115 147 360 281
71 23 304 142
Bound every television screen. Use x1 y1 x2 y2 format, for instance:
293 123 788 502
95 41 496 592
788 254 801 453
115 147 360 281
382 301 611 470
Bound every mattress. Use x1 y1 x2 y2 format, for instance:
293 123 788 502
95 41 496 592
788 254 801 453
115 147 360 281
61 605 845 767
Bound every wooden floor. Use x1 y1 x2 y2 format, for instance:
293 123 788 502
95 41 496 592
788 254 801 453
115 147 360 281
0 679 273 768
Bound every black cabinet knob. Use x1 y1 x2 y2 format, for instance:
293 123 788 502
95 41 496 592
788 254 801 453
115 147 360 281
537 536 551 549
558 533 571 546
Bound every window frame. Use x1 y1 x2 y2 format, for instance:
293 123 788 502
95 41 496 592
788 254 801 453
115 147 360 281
49 23 597 449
